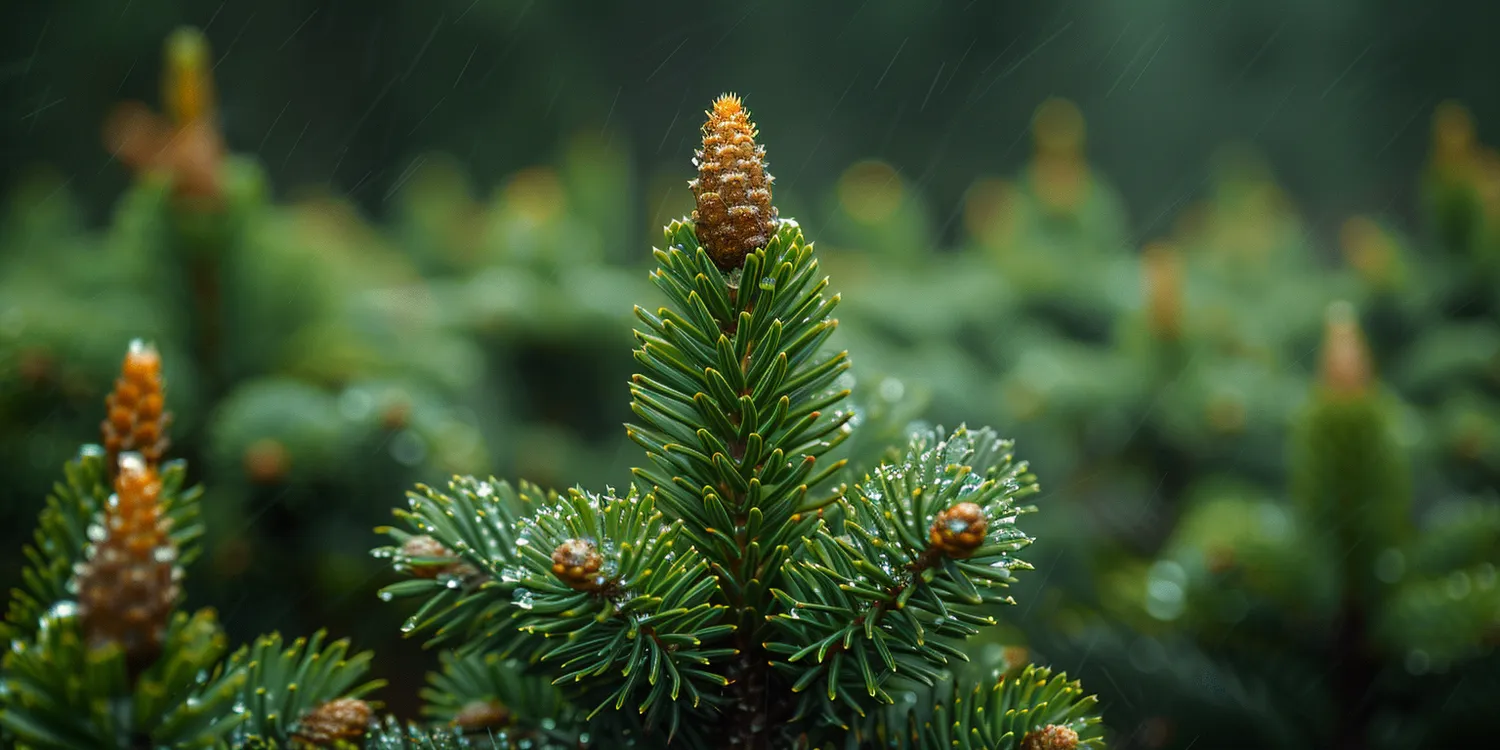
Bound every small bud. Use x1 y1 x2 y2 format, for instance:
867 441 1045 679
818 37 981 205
1020 724 1081 750
102 340 172 478
400 534 479 581
380 397 412 431
164 27 214 131
292 698 372 747
451 699 511 732
1431 100 1476 170
244 438 290 484
1032 98 1086 158
1319 301 1373 397
1339 216 1394 284
551 538 605 592
1142 242 1183 340
690 94 779 272
928 502 987 558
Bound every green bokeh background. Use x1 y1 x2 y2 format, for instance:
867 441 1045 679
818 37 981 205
3 2 1499 748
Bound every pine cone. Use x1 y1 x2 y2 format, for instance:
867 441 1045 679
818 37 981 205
102 340 172 478
102 26 223 202
75 453 182 675
551 538 605 592
929 502 987 558
690 94 778 272
292 698 372 747
451 699 510 732
401 534 479 581
1020 724 1081 750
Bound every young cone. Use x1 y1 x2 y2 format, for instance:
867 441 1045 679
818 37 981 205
74 453 183 676
101 339 172 478
690 94 779 271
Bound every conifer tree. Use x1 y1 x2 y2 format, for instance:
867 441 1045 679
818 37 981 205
375 94 1105 749
0 342 386 749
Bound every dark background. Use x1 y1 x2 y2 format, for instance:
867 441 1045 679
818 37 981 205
4 0 1499 246
4 1 1499 746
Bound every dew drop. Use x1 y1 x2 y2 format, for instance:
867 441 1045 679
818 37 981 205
46 600 78 620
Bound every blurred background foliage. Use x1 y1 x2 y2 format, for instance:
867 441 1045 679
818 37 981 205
3 1 1500 748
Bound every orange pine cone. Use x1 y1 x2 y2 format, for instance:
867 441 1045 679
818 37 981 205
1319 302 1373 397
101 26 225 202
75 453 182 675
102 340 172 478
690 94 779 272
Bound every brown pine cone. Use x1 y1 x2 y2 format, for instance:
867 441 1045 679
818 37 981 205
75 453 182 675
690 94 778 272
551 538 605 592
400 534 479 581
451 699 511 732
928 502 987 558
1021 724 1081 750
292 698 372 747
101 340 172 478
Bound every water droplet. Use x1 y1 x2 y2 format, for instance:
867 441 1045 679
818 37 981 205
514 589 535 610
1446 571 1472 600
1406 649 1430 675
338 388 374 421
153 546 177 563
476 482 494 497
1374 548 1404 584
391 430 428 467
400 617 418 634
878 377 905 402
46 600 78 620
87 523 106 542
378 590 394 602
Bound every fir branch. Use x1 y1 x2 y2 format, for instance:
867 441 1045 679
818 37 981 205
505 488 735 732
224 630 385 748
0 607 244 749
375 477 544 654
418 650 581 742
360 716 524 749
870 665 1104 750
3 448 204 645
764 425 1039 723
627 218 853 621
